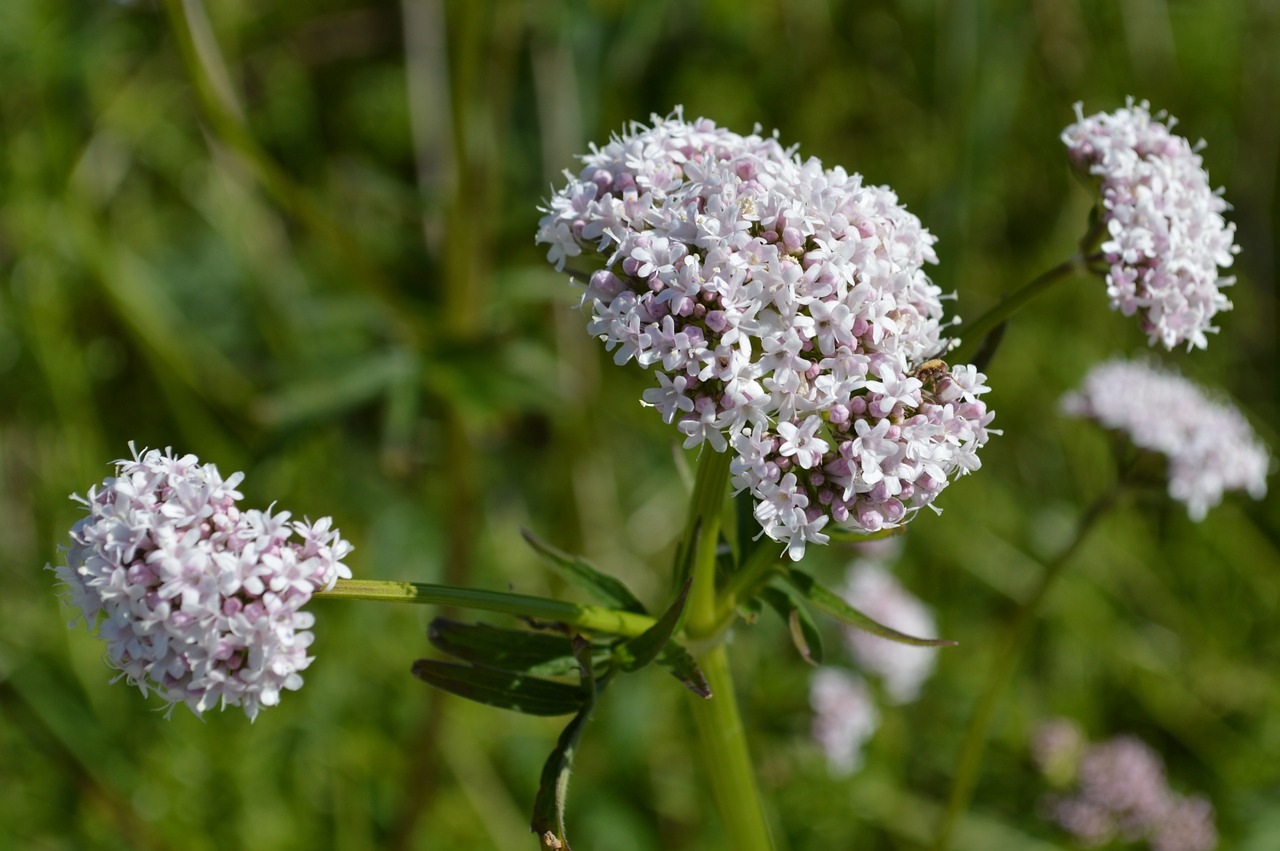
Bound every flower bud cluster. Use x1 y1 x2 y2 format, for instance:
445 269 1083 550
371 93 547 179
1062 99 1238 350
537 109 994 559
1061 358 1269 520
50 445 353 720
1034 721 1218 851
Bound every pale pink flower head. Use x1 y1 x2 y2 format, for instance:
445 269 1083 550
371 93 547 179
808 667 879 776
538 108 994 559
1063 99 1238 350
49 445 353 720
1061 358 1269 520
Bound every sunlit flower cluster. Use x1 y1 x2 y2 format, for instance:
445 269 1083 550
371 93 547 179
537 108 994 559
1034 720 1218 851
50 445 353 720
1063 99 1238 350
1061 358 1269 520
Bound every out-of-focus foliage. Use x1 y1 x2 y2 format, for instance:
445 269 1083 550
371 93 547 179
1 0 1275 849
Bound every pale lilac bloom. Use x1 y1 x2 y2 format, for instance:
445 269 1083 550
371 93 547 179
49 445 353 720
1034 722 1218 851
809 667 879 776
1063 99 1238 350
1061 358 1269 520
537 108 994 559
840 559 938 704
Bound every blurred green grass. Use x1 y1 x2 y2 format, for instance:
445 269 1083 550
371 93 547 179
1 0 1276 848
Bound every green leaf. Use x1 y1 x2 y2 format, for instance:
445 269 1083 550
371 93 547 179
656 643 712 698
758 586 824 666
428 619 605 677
616 578 691 673
531 637 599 850
410 660 587 716
782 568 957 648
521 529 648 614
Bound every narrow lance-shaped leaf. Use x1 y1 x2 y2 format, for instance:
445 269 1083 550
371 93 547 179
410 660 586 716
758 586 824 666
428 619 608 677
656 643 712 698
782 568 957 648
616 578 691 673
521 529 648 614
531 636 600 851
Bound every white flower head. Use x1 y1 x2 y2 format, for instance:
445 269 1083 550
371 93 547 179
809 667 879 776
1063 99 1239 351
840 559 939 704
538 108 995 559
49 445 353 720
1061 358 1270 520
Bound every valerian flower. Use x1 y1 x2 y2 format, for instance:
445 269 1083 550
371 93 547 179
49 445 353 720
1063 99 1239 351
537 108 995 559
1061 358 1269 520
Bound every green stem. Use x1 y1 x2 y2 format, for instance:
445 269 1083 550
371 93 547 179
682 449 735 636
930 486 1124 851
951 256 1085 365
687 644 776 851
321 579 655 637
677 449 775 850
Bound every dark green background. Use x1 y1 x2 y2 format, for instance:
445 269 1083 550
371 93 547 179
2 0 1276 848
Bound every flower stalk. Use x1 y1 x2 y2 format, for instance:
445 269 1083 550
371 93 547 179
930 484 1127 851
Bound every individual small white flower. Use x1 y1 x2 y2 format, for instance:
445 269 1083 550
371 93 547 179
1061 358 1270 520
49 445 353 720
538 108 995 560
809 667 879 776
840 559 939 704
1063 99 1239 350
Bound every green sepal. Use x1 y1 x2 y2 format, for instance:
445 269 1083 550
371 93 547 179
521 529 648 614
781 568 957 647
656 643 712 698
615 578 691 673
410 659 587 716
427 619 609 678
758 586 824 666
531 636 600 850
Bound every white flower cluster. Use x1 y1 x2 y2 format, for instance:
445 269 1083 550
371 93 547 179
50 446 353 720
808 667 879 776
1062 99 1239 351
1061 358 1269 520
840 556 938 704
1035 722 1218 851
537 109 995 559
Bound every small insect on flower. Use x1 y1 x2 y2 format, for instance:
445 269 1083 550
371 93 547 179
48 444 353 720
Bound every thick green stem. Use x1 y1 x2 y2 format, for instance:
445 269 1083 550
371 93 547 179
682 449 735 636
679 449 775 850
687 644 776 851
321 579 655 637
930 487 1123 851
950 256 1084 365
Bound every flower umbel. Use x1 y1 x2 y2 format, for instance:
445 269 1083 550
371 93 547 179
839 556 939 704
49 445 353 720
537 108 995 558
1063 99 1239 350
1061 358 1269 520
